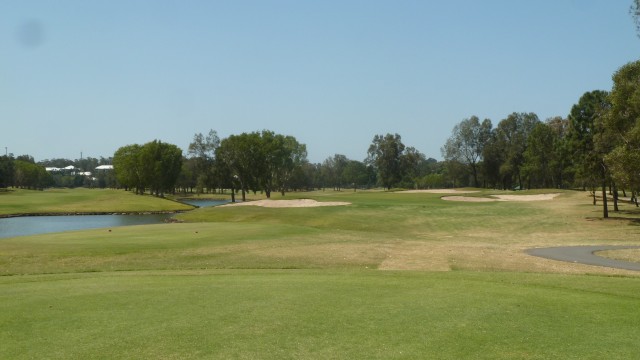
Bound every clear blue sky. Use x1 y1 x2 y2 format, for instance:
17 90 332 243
1 1 638 163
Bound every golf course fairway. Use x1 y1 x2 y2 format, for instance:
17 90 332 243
1 188 639 359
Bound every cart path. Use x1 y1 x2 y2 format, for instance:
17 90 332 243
526 245 640 271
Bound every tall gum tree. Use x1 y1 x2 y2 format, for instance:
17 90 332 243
567 90 610 195
605 60 640 205
366 133 405 190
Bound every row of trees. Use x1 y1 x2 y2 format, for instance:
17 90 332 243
0 129 448 195
0 155 52 190
441 60 640 217
0 155 117 190
177 130 447 199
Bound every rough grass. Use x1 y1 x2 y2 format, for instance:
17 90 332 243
1 188 640 358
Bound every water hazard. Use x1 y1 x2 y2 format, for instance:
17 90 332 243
0 199 230 239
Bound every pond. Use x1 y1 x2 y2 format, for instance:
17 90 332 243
0 199 231 239
178 199 230 208
0 214 173 239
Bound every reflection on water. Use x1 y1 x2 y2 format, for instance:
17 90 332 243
0 214 172 239
179 199 230 208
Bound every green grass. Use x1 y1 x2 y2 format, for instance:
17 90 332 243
1 188 640 358
2 270 640 359
0 188 193 215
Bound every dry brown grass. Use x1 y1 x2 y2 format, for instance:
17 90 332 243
596 249 640 264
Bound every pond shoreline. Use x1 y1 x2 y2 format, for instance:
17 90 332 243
0 209 193 219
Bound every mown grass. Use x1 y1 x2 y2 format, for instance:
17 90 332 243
2 270 640 359
1 188 640 358
0 188 193 215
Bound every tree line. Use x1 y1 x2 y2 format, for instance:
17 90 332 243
0 154 116 190
2 59 639 216
441 60 640 217
0 130 443 195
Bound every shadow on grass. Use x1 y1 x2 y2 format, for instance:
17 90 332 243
586 216 640 226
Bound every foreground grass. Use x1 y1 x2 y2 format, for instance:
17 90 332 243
2 270 640 359
0 188 193 215
1 188 640 358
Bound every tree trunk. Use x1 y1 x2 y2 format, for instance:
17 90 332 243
613 184 619 212
518 173 523 191
602 181 609 219
471 163 478 188
230 185 236 203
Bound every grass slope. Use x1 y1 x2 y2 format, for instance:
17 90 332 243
0 188 193 215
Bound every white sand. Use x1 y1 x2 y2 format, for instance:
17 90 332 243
490 193 561 201
222 199 351 208
441 193 561 202
441 196 497 202
399 189 480 194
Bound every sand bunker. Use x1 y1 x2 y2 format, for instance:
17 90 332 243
223 199 351 208
491 193 560 201
442 193 560 202
399 189 480 194
441 196 497 202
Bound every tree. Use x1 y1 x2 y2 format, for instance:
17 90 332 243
567 90 611 192
113 144 144 193
493 112 540 189
272 134 307 196
216 133 258 201
139 140 183 196
545 116 572 188
13 160 51 189
321 154 349 191
522 122 556 188
342 160 369 191
258 130 307 197
366 133 405 190
605 60 640 204
441 116 492 187
481 130 504 189
631 0 640 38
188 129 220 193
0 155 15 188
113 141 183 196
216 131 307 200
399 147 427 189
